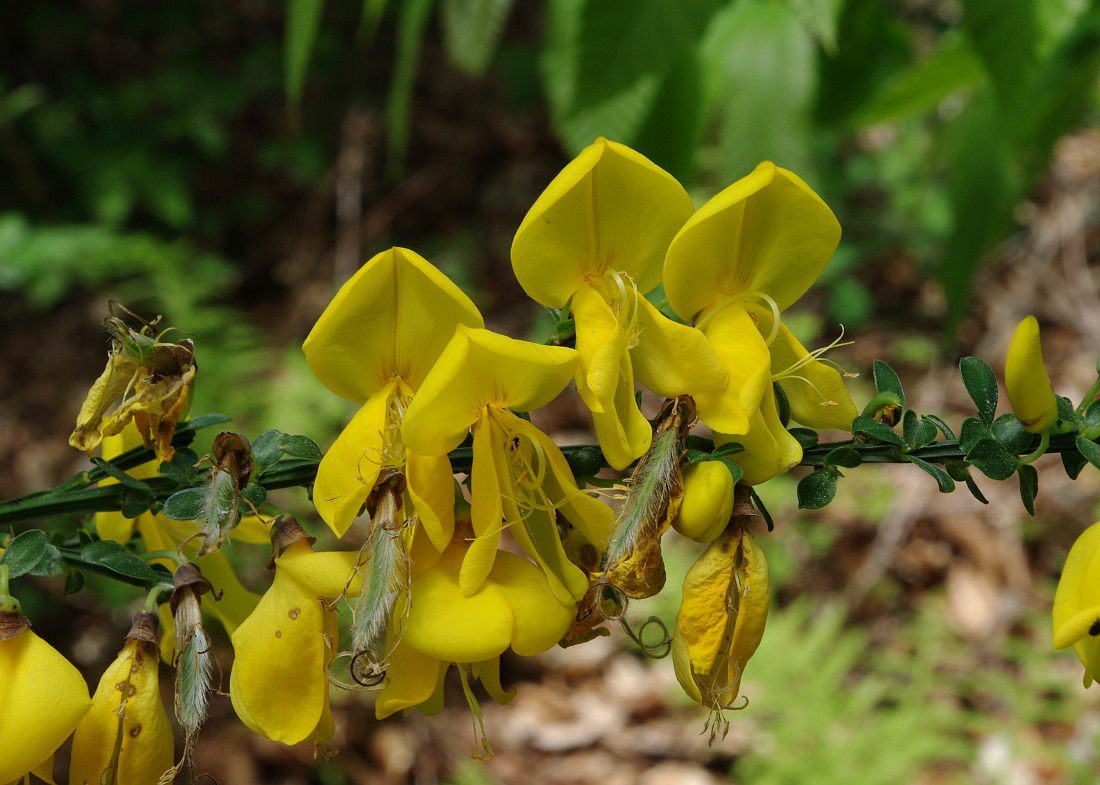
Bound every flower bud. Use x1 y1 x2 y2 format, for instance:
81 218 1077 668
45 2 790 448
672 462 735 543
1053 520 1100 686
1005 316 1058 434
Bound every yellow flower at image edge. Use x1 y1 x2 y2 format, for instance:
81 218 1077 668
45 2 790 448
70 610 173 784
1053 520 1100 686
1005 315 1058 434
0 616 92 783
230 537 361 746
375 540 577 720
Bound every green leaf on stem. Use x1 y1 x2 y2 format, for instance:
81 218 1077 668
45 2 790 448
873 359 905 407
1076 435 1100 472
966 437 1017 480
824 446 862 468
177 414 232 434
923 413 957 440
902 410 938 450
717 458 744 485
163 488 208 522
960 356 999 427
1 529 50 578
852 416 903 446
711 442 745 459
64 569 85 595
252 430 286 476
279 435 323 463
80 540 158 583
959 417 991 453
1056 395 1080 428
789 427 819 449
1063 449 1088 480
992 412 1034 454
906 455 955 493
239 483 268 510
1017 463 1038 516
119 487 154 519
797 469 837 509
964 473 990 505
749 488 774 532
91 457 152 492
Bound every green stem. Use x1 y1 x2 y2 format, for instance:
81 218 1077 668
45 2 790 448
1076 376 1100 417
1017 430 1051 467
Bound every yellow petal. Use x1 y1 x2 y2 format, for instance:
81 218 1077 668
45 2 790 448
571 282 625 412
70 639 173 784
402 326 578 457
511 138 694 307
473 657 516 705
374 642 442 719
193 548 263 637
406 451 456 553
1053 521 1100 653
693 305 772 435
462 416 507 596
770 322 857 431
672 462 735 543
716 386 802 486
633 297 727 399
489 550 577 655
304 247 484 403
229 564 330 744
665 162 841 321
313 380 397 537
275 548 362 599
1005 316 1058 434
0 629 92 783
531 424 616 551
400 544 515 662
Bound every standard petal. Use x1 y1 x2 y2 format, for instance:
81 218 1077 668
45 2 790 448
632 297 727 399
402 326 578 457
304 247 483 403
511 138 694 307
0 629 91 784
313 381 396 537
693 305 772 435
770 323 857 431
665 162 841 321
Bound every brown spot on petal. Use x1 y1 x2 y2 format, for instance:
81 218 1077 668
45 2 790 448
275 630 282 638
129 723 142 738
288 608 301 620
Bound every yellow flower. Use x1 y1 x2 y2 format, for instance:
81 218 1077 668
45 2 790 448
230 530 361 747
0 613 92 783
402 325 615 603
511 138 726 469
664 161 842 441
375 540 577 722
304 246 483 540
1006 315 1058 434
672 522 769 724
69 610 173 784
672 461 735 543
1053 520 1100 686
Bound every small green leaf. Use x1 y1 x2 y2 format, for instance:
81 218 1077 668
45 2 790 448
959 417 990 453
824 446 862 468
177 414 232 434
851 416 903 446
27 544 65 577
1082 399 1100 431
959 356 999 427
944 460 971 482
252 430 286 476
0 529 49 578
964 473 990 505
1076 436 1100 472
1057 395 1081 427
711 442 745 459
907 455 955 493
90 457 152 492
80 540 158 583
797 469 837 509
788 427 819 449
991 413 1034 455
159 450 199 487
873 360 905 407
773 381 791 428
1063 449 1088 480
717 458 744 485
564 445 604 478
749 488 774 532
683 449 709 465
119 488 154 519
923 414 957 440
1017 463 1038 516
902 410 938 450
239 483 268 510
966 437 1017 480
163 487 209 521
64 569 85 595
279 435 323 463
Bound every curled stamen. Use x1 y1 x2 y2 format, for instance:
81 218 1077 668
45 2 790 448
605 269 642 347
620 615 672 659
